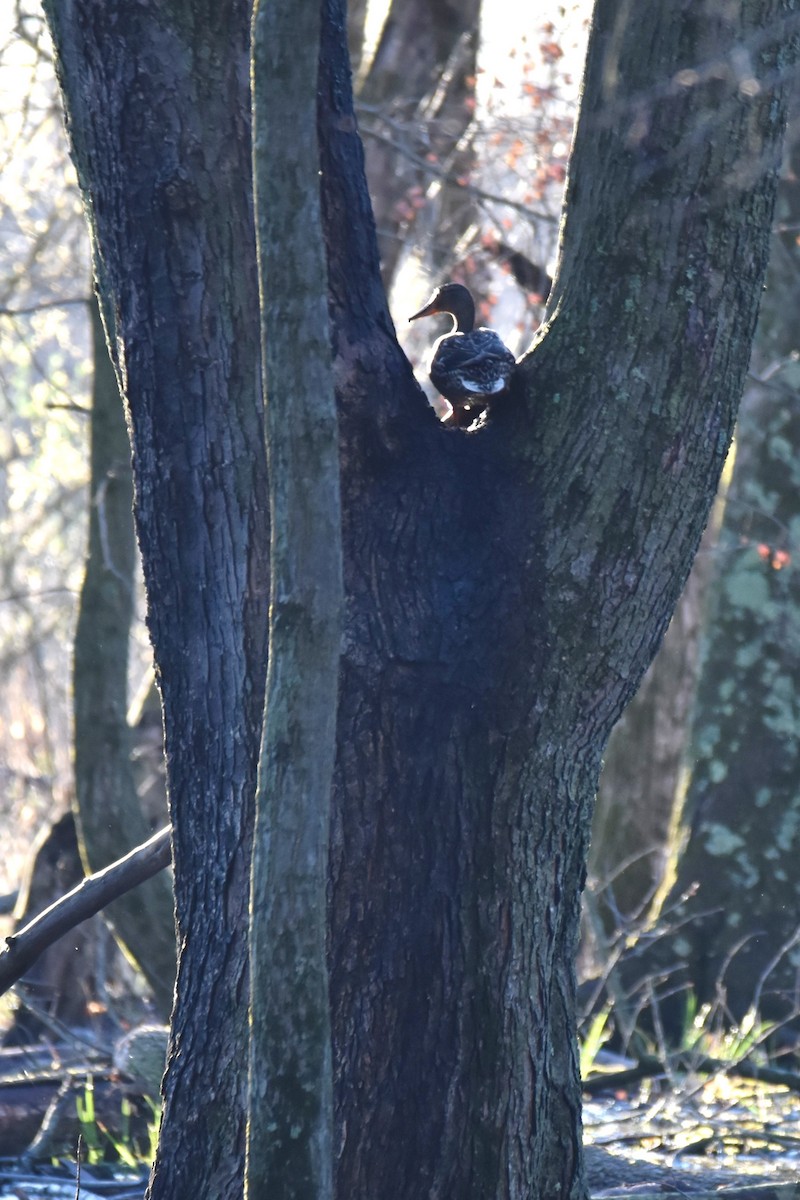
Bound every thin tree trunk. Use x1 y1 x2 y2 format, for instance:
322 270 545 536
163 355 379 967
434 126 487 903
246 0 341 1196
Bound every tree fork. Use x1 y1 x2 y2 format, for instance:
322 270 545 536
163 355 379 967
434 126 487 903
320 0 797 1196
40 0 797 1197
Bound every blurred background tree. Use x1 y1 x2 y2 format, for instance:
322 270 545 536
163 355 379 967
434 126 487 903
0 3 173 1034
0 2 90 900
584 111 800 1042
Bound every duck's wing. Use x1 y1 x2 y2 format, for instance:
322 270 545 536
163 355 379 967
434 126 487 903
473 328 517 365
430 330 516 400
434 330 515 371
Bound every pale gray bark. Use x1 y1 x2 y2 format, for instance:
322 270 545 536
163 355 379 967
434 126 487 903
246 1 341 1198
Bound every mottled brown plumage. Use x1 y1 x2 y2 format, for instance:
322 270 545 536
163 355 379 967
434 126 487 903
409 283 516 426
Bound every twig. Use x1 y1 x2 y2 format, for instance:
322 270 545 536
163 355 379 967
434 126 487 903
0 297 91 316
592 1187 800 1199
75 1131 82 1200
0 827 172 997
357 118 557 225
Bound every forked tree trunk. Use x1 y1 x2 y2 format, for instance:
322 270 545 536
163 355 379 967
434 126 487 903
322 2 794 1194
43 0 793 1198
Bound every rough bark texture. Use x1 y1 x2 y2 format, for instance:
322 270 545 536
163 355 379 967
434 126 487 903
73 296 175 1014
42 0 795 1198
41 3 269 1197
246 1 340 1197
607 116 800 1034
322 1 794 1197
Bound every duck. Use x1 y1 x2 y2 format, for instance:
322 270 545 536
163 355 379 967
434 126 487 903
409 282 516 427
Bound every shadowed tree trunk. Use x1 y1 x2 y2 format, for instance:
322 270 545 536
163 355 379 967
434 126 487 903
42 1 794 1198
73 295 176 1016
42 3 270 1195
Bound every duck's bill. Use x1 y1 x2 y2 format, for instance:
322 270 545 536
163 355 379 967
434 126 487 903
408 298 440 322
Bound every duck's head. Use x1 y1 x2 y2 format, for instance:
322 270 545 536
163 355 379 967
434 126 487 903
409 282 475 334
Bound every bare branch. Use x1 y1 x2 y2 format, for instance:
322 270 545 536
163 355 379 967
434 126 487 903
0 825 172 997
0 296 91 316
357 112 558 226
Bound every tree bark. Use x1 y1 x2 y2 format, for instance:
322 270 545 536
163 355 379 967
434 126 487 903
73 294 175 1014
42 0 795 1198
321 0 794 1196
246 1 341 1197
41 3 270 1197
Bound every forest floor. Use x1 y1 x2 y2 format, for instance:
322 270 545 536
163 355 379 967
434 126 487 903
1 1048 800 1197
584 1069 800 1196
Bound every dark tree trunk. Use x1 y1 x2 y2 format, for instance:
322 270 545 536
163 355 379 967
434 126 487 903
43 1 794 1199
321 1 794 1196
73 295 175 1014
41 3 269 1197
